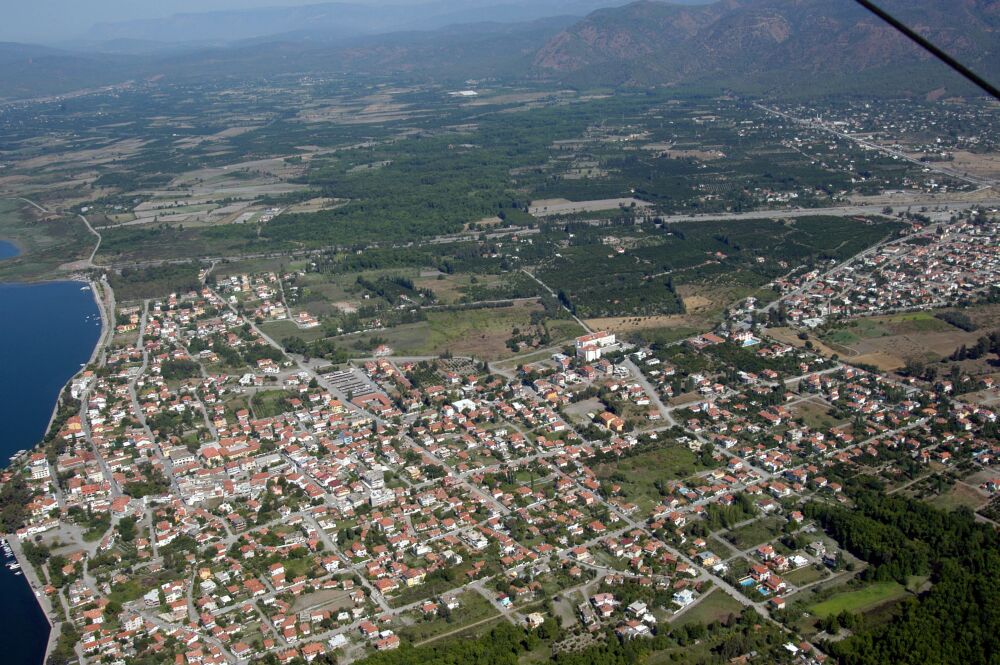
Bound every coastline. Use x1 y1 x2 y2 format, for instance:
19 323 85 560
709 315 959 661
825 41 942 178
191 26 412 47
35 277 110 464
0 196 109 664
1 276 109 665
5 537 60 663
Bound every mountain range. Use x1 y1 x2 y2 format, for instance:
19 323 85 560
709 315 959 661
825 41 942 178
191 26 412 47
0 0 996 101
533 0 999 94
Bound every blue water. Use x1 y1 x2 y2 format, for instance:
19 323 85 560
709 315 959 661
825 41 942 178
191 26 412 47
0 240 20 259
0 281 102 665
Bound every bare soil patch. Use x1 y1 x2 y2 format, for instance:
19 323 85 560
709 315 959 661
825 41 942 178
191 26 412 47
940 150 1000 181
529 198 649 216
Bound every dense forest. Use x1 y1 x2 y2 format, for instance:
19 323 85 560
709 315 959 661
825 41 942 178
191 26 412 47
806 490 1000 665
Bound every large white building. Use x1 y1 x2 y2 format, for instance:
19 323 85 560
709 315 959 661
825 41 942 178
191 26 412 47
575 331 618 362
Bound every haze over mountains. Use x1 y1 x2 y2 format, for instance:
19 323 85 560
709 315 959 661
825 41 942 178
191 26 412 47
78 0 645 47
0 0 996 101
534 0 1000 93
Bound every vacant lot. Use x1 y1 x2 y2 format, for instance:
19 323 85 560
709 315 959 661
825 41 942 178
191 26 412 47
260 319 330 343
564 398 606 426
585 314 699 337
784 565 829 587
351 301 580 360
789 397 842 430
251 390 295 418
724 516 786 550
583 283 767 343
939 150 1000 181
930 481 990 512
412 273 503 305
292 588 355 613
396 591 498 644
594 443 714 512
675 589 743 626
810 581 909 617
817 311 980 370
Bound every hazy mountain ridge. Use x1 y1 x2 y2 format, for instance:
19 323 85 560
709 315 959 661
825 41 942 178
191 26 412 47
533 0 1000 93
82 0 642 45
0 16 571 101
1 0 996 101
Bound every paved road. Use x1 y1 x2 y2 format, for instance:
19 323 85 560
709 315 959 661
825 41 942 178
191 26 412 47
622 357 678 428
656 198 1000 226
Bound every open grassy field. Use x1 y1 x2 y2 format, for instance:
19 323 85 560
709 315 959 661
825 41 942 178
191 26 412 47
584 315 700 339
412 272 513 305
929 481 990 512
809 581 909 617
818 311 978 370
348 301 582 360
0 199 95 280
723 516 786 550
768 327 845 359
789 397 842 430
251 390 295 418
259 319 331 343
784 565 829 587
426 305 535 358
395 591 498 644
675 589 744 626
594 443 715 512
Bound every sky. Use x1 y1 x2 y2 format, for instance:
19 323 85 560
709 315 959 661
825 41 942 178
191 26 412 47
1 0 397 43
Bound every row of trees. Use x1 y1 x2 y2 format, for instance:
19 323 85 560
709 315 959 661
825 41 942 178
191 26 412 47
949 330 1000 361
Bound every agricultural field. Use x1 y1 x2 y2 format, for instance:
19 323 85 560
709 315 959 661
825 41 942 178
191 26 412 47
2 80 929 275
536 215 899 320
